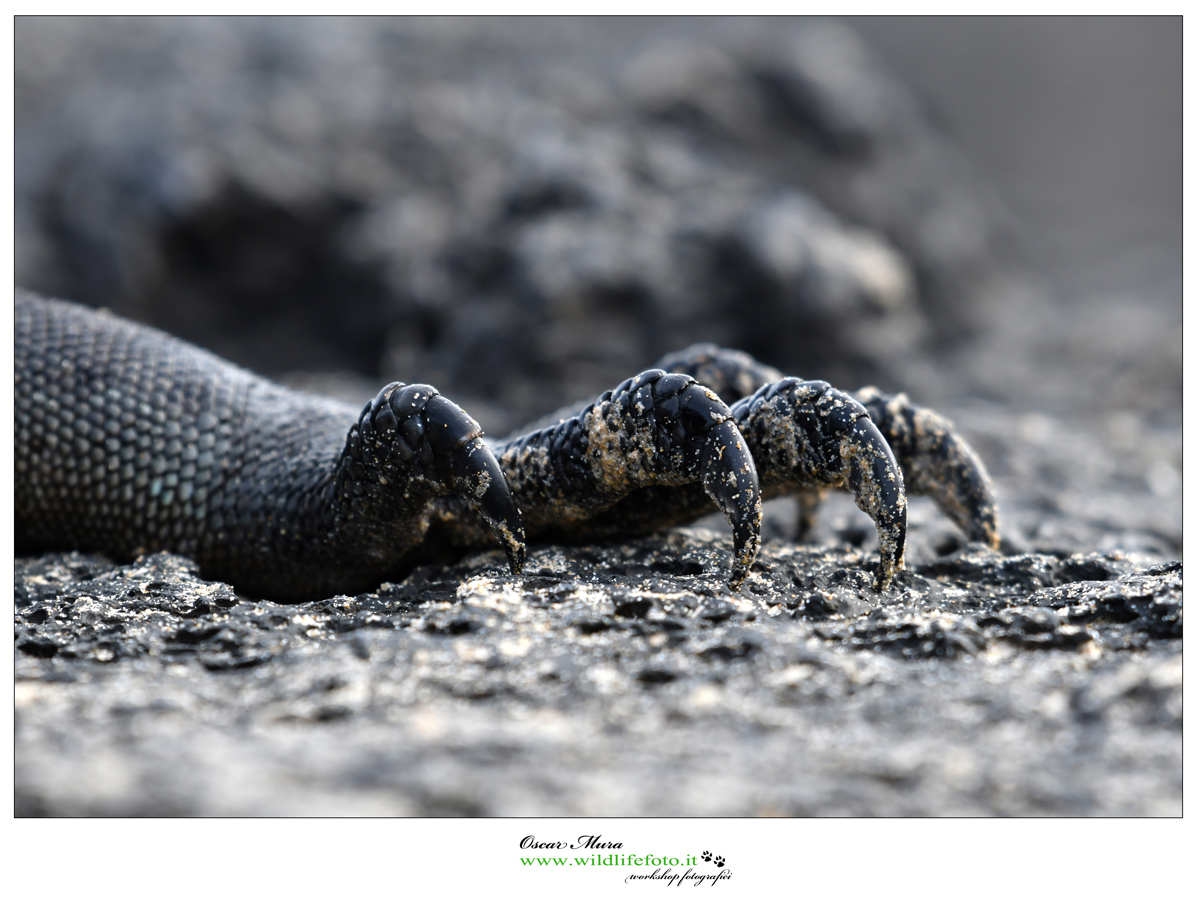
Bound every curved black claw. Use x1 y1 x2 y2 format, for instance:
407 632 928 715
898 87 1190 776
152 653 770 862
497 369 762 590
429 405 528 576
697 416 762 590
732 378 907 590
342 383 526 573
853 387 1000 551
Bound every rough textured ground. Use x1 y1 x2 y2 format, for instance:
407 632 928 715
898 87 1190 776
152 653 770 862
13 18 1181 816
13 529 1182 816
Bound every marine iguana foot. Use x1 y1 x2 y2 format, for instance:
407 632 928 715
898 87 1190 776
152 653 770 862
657 343 999 589
495 369 762 590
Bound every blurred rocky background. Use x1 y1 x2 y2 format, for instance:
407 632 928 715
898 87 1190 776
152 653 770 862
14 17 1181 816
7 19 1052 413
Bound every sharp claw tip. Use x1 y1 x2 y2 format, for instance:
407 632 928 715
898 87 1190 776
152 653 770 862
506 544 526 576
873 557 904 592
727 559 752 592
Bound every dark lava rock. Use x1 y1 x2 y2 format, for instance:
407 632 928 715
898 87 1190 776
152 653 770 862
15 523 1182 816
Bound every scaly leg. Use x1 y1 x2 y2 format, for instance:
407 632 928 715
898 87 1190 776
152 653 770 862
431 369 763 589
15 292 525 600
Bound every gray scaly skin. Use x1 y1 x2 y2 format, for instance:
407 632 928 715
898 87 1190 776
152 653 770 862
16 291 526 600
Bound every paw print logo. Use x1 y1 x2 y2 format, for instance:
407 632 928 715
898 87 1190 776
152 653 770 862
713 856 726 868
701 851 713 863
